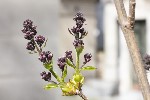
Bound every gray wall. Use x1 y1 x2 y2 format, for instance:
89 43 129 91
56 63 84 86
0 0 60 100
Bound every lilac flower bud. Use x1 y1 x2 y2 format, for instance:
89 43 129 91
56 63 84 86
22 19 37 38
65 51 73 62
76 20 83 28
143 54 150 70
68 12 88 39
23 19 33 28
26 41 35 51
35 35 45 47
40 71 51 82
73 12 86 23
39 51 53 63
71 27 80 34
73 39 84 48
24 31 35 40
57 57 66 70
84 53 92 64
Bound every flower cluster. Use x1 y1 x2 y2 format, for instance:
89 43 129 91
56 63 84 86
143 54 150 70
57 51 73 71
69 12 92 64
22 19 37 39
73 39 84 49
57 57 66 70
68 12 87 40
21 12 95 98
26 40 35 51
21 19 46 51
40 71 51 82
39 51 53 63
68 12 88 50
35 35 45 47
84 53 92 64
65 51 73 62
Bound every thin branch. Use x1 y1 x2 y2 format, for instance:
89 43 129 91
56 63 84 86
114 0 127 25
128 0 136 29
113 0 150 100
77 90 88 100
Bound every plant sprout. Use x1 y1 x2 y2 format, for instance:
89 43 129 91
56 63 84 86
21 12 96 100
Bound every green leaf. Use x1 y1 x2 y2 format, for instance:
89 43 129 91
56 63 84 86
73 74 84 84
62 66 67 80
61 82 76 96
43 63 53 70
81 66 97 71
44 84 59 90
66 58 75 69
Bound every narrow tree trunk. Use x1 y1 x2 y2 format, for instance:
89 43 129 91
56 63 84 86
113 0 150 99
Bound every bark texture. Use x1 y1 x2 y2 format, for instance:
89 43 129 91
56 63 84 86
113 0 150 100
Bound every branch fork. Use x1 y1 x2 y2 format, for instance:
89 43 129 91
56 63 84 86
114 0 150 99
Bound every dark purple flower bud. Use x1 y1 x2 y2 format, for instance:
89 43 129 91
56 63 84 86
24 31 35 40
73 39 84 48
40 71 51 82
22 19 37 36
80 28 85 34
26 41 35 51
35 35 45 47
23 19 33 28
39 51 53 63
22 27 28 33
57 57 66 70
71 27 80 34
73 12 86 23
65 51 73 62
143 54 150 70
76 20 83 28
68 12 88 39
84 53 92 64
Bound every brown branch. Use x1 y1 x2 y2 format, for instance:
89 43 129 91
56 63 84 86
113 0 150 100
76 90 88 100
128 0 136 29
114 0 127 25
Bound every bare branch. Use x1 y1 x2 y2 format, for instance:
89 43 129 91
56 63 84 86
128 0 136 29
114 0 127 25
77 90 88 100
114 0 150 99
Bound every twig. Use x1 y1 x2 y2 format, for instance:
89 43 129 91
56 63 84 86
76 90 88 100
128 0 136 29
113 0 150 100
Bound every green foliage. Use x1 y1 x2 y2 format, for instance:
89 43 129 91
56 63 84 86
62 66 67 81
66 58 75 69
72 74 84 84
44 84 59 90
81 66 97 71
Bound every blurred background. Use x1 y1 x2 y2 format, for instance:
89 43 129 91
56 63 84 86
0 0 150 100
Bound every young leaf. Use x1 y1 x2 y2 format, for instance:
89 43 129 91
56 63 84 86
44 84 59 90
62 66 67 80
81 66 97 71
66 58 75 69
61 82 76 96
72 74 84 84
